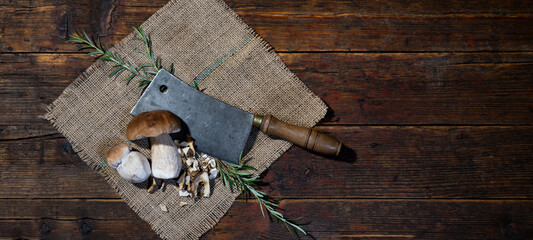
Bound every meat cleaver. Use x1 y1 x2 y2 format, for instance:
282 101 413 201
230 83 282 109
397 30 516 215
131 70 342 164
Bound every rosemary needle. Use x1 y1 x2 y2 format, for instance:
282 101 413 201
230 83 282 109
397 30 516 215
68 26 175 90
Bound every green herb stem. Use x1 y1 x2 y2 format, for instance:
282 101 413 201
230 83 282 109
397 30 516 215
215 158 307 235
132 26 175 75
68 27 175 90
68 30 152 89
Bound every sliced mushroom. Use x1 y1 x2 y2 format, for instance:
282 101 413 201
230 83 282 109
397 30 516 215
209 168 218 180
191 159 199 172
182 146 193 158
185 134 196 156
126 110 183 180
106 143 151 183
171 136 219 199
147 178 157 194
191 172 210 198
207 158 216 169
179 190 190 197
159 204 168 212
185 158 194 167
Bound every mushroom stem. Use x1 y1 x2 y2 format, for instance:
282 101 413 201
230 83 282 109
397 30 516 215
161 180 166 191
147 177 157 193
150 134 182 179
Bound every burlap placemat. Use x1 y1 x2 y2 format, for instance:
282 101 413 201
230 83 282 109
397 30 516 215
45 0 327 239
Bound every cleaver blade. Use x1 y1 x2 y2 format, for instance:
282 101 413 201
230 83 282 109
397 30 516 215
130 70 253 164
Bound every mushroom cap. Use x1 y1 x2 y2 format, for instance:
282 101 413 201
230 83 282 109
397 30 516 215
106 142 131 169
126 110 182 140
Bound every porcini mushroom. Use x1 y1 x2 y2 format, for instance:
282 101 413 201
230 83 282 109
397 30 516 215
106 143 151 183
126 110 183 181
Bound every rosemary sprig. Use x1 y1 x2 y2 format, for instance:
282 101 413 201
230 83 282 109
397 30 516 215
68 30 152 89
215 158 307 235
132 26 175 75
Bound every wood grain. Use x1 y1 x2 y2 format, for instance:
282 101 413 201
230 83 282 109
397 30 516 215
1 0 532 238
5 0 533 15
2 126 531 199
0 199 138 220
1 1 533 52
206 199 533 239
1 199 531 239
0 54 91 139
1 52 532 141
0 219 160 239
290 52 533 125
0 137 118 198
264 126 533 198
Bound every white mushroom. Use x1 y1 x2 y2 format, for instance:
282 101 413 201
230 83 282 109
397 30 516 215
185 175 192 192
209 168 218 180
179 190 190 197
191 159 199 172
126 110 183 180
191 172 210 198
207 158 216 169
106 143 151 183
185 134 196 156
159 204 168 212
185 158 194 167
182 147 193 157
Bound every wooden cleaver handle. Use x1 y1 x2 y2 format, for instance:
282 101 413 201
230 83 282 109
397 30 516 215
254 115 342 156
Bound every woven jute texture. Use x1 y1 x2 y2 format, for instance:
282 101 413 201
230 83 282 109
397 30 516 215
45 0 327 239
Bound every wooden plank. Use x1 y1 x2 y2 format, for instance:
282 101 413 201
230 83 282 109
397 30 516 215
0 219 159 239
1 126 532 199
205 199 533 239
0 137 118 198
4 0 532 15
0 54 91 140
0 199 138 220
287 52 533 125
245 14 533 52
1 52 532 140
1 2 533 52
0 51 526 137
0 199 531 239
227 0 533 15
262 126 533 198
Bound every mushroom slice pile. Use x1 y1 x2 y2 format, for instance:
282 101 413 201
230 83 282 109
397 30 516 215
175 136 218 198
106 143 151 183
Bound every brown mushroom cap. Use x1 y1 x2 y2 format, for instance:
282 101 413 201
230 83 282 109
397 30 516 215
106 142 131 168
126 110 182 140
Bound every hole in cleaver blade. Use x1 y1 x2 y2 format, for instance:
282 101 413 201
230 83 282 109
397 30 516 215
130 70 254 164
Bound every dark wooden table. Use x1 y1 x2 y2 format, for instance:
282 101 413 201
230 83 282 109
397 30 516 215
2 0 533 239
